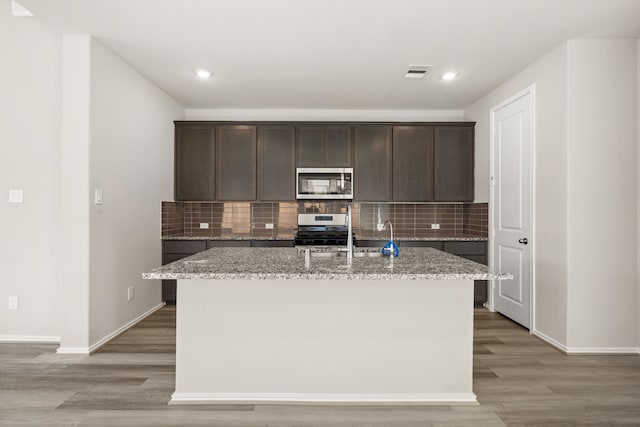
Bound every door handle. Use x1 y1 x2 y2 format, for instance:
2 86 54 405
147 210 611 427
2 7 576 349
518 238 528 245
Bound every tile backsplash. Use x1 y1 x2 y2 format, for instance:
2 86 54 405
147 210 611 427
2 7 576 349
162 201 488 239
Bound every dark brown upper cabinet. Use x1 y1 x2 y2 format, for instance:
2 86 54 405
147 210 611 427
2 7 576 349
434 126 474 201
258 126 296 201
296 126 352 167
216 125 257 201
174 121 474 203
392 126 434 201
175 125 216 201
354 126 392 201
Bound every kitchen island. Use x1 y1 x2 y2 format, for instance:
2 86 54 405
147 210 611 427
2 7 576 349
143 247 510 404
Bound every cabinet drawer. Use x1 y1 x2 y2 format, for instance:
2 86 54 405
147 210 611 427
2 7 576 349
163 253 193 265
443 241 486 255
207 240 251 249
164 240 207 254
355 240 385 248
356 240 444 250
251 240 294 248
398 241 443 250
457 254 487 265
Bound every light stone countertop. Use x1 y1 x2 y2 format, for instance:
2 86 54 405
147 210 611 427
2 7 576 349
161 236 488 241
162 236 293 240
143 247 511 281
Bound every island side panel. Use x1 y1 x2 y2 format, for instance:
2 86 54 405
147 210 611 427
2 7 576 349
173 278 475 403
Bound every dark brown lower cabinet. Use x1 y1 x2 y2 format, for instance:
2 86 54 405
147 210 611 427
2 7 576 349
251 240 295 247
443 241 488 306
161 240 294 304
161 241 207 305
356 239 488 305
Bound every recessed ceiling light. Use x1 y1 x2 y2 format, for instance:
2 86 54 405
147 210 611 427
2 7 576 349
194 69 212 79
441 71 459 81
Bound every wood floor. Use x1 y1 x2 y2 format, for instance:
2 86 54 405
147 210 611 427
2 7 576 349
1 307 640 426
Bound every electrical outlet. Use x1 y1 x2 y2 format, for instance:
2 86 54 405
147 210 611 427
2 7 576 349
8 296 19 310
431 223 440 229
377 223 385 231
8 189 23 204
127 286 134 301
265 223 274 229
199 223 209 229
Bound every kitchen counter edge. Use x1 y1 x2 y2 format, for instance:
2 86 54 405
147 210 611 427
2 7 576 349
162 236 488 241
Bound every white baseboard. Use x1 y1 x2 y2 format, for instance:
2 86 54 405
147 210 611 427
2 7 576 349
532 329 568 352
0 335 60 343
170 392 478 405
533 330 640 355
56 347 90 354
88 302 165 353
565 347 640 355
56 302 165 354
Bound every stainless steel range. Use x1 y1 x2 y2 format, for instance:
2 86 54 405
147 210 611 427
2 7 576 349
294 213 356 247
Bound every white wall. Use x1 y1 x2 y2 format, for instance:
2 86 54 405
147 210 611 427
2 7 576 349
59 35 91 351
3 22 182 349
464 44 569 346
637 38 640 351
88 39 183 347
566 39 638 351
0 7 61 341
184 108 465 122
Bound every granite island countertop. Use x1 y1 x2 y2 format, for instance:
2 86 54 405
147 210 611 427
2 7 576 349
143 247 511 281
161 235 488 241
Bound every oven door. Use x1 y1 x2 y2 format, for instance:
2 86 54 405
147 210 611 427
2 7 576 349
296 168 353 199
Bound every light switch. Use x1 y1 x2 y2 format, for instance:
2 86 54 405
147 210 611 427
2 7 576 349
8 189 23 204
94 189 103 205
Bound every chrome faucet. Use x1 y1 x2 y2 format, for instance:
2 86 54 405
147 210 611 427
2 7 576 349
383 220 394 258
346 204 353 260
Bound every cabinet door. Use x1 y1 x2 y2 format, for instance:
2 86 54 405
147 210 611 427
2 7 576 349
392 126 434 201
217 126 257 201
297 126 325 167
354 126 392 201
175 125 215 201
162 240 209 305
325 126 353 167
434 126 474 201
442 240 487 305
258 126 296 201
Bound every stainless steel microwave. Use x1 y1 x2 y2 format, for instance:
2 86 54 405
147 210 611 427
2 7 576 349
296 168 353 200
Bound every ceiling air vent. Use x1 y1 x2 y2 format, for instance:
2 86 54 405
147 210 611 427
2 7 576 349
404 65 434 79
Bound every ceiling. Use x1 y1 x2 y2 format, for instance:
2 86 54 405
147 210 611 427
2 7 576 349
18 0 640 110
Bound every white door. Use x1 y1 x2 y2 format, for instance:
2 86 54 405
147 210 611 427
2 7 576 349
491 89 532 329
